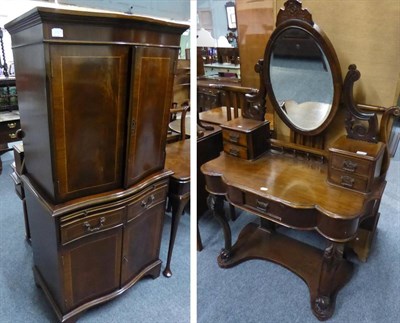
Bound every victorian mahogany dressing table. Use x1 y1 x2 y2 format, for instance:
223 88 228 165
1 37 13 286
201 1 399 320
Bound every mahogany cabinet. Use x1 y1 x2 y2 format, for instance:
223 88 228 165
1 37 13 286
5 6 188 322
6 6 187 204
23 173 170 317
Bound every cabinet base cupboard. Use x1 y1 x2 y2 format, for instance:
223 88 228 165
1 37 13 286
23 171 171 322
5 7 188 322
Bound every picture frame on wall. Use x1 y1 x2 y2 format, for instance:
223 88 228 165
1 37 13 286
225 1 237 30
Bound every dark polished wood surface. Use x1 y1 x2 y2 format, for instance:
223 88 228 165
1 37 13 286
197 124 223 217
6 7 187 204
201 147 385 320
200 1 394 321
6 7 188 323
23 171 171 322
163 139 190 277
202 151 383 239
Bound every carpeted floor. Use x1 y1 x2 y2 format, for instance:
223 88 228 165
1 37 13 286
198 149 400 323
0 146 190 323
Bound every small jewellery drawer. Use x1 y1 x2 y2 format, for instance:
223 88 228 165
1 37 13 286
328 168 368 192
127 184 168 222
328 136 385 193
223 130 247 146
221 117 270 160
330 155 371 176
223 142 248 159
60 207 124 245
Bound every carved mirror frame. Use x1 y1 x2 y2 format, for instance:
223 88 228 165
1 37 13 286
263 0 342 136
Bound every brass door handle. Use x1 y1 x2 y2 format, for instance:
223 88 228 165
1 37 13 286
256 199 269 212
7 122 17 129
141 194 155 208
340 175 354 188
228 133 240 143
342 160 357 172
229 148 239 157
9 133 17 139
83 217 106 232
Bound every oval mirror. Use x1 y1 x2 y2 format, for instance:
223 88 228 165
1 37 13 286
264 3 342 136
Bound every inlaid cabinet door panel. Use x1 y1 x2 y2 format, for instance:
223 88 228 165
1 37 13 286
125 47 178 187
50 45 129 202
121 199 165 285
61 225 123 311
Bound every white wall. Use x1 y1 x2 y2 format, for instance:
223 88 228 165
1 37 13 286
58 0 190 21
197 0 233 40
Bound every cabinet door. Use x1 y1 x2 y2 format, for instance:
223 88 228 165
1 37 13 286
125 47 178 187
50 45 129 202
121 192 166 285
61 222 123 311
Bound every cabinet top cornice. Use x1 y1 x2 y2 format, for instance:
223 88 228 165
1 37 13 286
5 6 189 35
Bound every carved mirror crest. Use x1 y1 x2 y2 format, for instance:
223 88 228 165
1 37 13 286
263 0 342 136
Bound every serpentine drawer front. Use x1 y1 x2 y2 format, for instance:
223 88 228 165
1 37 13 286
127 184 168 222
60 207 125 245
228 186 317 229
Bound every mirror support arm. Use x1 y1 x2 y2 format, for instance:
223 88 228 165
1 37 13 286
242 59 267 121
343 64 379 142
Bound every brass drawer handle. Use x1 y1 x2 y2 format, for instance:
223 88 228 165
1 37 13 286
228 133 240 143
256 199 269 212
340 175 354 188
83 217 106 232
342 160 357 172
9 133 17 139
141 194 155 208
7 122 17 129
229 148 239 157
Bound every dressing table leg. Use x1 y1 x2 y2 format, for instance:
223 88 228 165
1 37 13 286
207 194 232 261
312 242 353 321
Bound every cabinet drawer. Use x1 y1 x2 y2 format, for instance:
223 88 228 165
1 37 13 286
330 154 371 176
223 142 248 159
222 130 247 146
234 189 316 229
60 207 124 245
127 184 168 222
328 168 369 192
0 120 21 143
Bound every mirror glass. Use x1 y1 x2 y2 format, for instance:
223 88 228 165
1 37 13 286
269 28 334 131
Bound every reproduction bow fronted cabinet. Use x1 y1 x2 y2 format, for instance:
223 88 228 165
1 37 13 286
5 7 188 322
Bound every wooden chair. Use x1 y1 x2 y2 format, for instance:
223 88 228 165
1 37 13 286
198 84 258 124
167 101 190 143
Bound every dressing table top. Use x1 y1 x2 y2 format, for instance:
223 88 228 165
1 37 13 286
202 152 376 218
201 148 385 244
